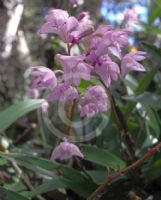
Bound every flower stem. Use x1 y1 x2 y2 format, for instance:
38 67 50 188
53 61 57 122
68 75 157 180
65 99 76 135
67 43 72 56
107 88 136 163
65 43 75 136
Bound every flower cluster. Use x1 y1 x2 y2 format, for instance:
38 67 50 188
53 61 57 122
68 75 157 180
80 85 109 117
28 9 146 117
27 8 147 161
39 9 93 44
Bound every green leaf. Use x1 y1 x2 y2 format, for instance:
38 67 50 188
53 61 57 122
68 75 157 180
82 144 126 169
143 24 161 35
126 68 157 116
0 99 45 132
123 74 138 93
136 92 161 109
0 152 89 180
124 92 161 110
0 152 57 178
86 170 108 184
146 109 160 138
27 178 66 198
0 152 59 171
0 187 28 200
5 181 27 193
0 152 97 198
26 176 96 199
62 178 96 198
155 0 161 8
0 153 95 194
135 69 157 94
78 79 100 93
145 159 161 182
149 6 161 24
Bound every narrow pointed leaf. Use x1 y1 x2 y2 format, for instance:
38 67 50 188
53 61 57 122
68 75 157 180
0 187 28 200
82 145 126 169
0 99 45 131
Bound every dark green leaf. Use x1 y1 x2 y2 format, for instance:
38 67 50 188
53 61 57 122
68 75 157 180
82 144 126 169
86 170 108 184
26 176 96 199
146 109 160 138
0 152 59 171
0 152 97 198
145 159 161 182
0 187 28 200
0 99 45 131
27 178 65 198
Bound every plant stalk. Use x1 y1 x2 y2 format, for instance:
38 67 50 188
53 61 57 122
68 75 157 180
107 88 136 163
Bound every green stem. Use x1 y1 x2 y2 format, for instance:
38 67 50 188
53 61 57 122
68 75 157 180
107 87 136 163
65 43 75 136
65 100 76 135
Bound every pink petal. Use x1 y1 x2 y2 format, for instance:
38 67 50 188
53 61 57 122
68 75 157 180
50 141 84 161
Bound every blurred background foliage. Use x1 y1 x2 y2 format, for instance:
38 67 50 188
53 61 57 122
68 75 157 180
1 0 161 200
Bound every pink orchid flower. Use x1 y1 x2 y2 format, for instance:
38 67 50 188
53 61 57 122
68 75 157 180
55 54 93 86
80 86 109 117
29 66 57 90
51 139 84 161
95 59 120 88
40 9 94 44
48 83 79 102
121 51 146 75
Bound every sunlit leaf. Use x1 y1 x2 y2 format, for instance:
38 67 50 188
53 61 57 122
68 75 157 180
149 6 161 24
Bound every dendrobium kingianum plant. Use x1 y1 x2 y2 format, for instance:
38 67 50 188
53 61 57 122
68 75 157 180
27 8 146 163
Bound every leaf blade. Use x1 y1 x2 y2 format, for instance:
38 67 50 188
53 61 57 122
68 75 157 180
82 144 126 169
0 99 45 131
0 187 28 200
